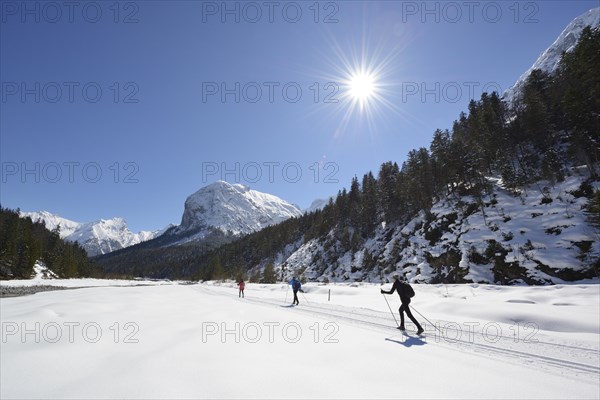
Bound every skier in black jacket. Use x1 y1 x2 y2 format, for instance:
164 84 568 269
381 275 424 335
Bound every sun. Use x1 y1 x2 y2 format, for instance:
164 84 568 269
348 70 377 102
306 35 409 135
343 67 381 112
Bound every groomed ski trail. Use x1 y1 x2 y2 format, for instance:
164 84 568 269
196 284 600 382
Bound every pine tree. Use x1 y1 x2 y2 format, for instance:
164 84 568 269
361 172 378 236
585 191 600 229
559 26 600 172
44 226 63 275
521 70 554 151
348 176 362 229
377 162 401 221
262 262 277 283
430 129 453 196
361 249 374 271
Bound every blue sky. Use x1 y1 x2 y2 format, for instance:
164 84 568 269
1 0 597 232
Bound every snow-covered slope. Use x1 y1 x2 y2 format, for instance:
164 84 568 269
257 172 599 285
173 180 302 240
30 261 59 280
22 211 165 257
504 7 600 103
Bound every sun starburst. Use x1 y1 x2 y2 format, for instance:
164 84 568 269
300 29 412 138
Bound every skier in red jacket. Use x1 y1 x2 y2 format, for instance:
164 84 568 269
237 280 245 298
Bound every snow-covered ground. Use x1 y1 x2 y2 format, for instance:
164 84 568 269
1 263 175 289
1 280 598 399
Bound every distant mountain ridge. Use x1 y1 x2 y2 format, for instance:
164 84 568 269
24 181 303 261
21 211 166 257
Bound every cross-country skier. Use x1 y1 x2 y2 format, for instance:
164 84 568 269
381 275 424 335
237 279 245 298
289 277 302 305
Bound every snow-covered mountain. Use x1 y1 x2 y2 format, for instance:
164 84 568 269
93 182 305 275
21 211 166 257
304 197 334 214
66 218 166 257
20 211 81 237
504 7 600 103
172 180 302 242
35 181 302 271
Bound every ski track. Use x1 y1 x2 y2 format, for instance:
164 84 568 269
198 285 600 382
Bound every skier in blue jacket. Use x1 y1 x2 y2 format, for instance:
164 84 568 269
289 277 302 305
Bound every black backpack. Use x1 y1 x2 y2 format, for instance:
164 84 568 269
403 283 415 298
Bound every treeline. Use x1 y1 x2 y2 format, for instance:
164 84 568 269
95 228 235 279
0 207 96 279
95 26 600 281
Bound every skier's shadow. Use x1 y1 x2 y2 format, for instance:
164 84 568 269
385 335 427 347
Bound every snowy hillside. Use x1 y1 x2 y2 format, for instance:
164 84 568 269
265 172 599 285
504 7 600 103
30 261 59 280
173 180 302 240
0 281 598 398
22 211 165 257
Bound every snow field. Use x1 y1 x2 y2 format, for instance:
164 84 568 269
1 281 598 399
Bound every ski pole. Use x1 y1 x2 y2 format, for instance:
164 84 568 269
409 304 443 334
284 284 289 304
381 293 399 327
300 290 310 305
